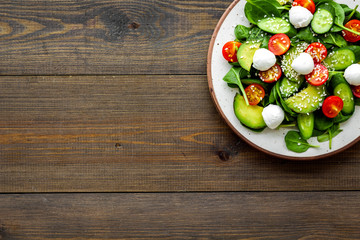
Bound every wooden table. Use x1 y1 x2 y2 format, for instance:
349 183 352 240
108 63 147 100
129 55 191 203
1 0 359 239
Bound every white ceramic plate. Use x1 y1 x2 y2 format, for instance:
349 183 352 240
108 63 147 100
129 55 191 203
207 0 360 160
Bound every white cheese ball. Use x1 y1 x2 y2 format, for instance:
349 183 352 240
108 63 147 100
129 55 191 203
252 48 277 71
289 6 313 28
262 104 285 130
291 52 314 75
344 64 360 86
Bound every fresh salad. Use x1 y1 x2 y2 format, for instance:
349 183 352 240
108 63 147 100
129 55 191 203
221 0 360 153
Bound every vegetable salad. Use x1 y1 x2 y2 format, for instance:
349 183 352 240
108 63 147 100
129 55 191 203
222 0 360 153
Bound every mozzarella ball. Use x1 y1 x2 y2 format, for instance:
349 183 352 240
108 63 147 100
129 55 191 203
262 104 285 130
291 52 314 75
289 6 313 28
344 63 360 86
252 48 276 71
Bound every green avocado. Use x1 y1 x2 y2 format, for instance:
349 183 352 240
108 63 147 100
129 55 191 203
236 41 261 72
281 42 309 82
233 93 266 129
285 84 327 114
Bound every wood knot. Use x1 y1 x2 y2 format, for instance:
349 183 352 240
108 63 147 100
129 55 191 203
128 22 140 29
217 150 230 161
115 143 122 149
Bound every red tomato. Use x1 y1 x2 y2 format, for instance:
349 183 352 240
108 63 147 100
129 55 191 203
322 96 344 118
305 64 329 86
259 63 282 83
268 33 291 55
351 85 360 98
342 20 360 42
305 42 327 63
222 41 241 62
292 0 316 14
245 84 265 105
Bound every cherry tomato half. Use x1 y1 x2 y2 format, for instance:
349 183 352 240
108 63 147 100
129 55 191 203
222 41 241 62
305 42 327 63
322 96 344 118
245 83 265 106
259 63 282 83
305 63 329 86
351 85 360 98
292 0 316 14
342 20 360 43
268 33 291 56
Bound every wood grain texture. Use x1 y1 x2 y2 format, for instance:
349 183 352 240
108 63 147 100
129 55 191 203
1 75 360 193
0 192 360 239
0 0 231 75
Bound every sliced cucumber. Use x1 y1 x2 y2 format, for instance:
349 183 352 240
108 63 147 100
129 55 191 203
323 48 355 70
311 8 334 34
258 17 296 37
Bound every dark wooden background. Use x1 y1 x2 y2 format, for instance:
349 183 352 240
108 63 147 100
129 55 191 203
0 0 359 239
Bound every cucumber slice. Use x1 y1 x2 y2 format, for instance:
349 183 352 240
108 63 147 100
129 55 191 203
258 17 296 37
311 8 334 34
323 48 355 70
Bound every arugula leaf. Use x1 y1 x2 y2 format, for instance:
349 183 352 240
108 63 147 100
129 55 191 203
223 67 250 105
234 25 251 41
285 131 319 153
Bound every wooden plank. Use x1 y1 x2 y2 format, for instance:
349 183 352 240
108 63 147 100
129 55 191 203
1 75 360 193
0 192 359 239
0 0 231 75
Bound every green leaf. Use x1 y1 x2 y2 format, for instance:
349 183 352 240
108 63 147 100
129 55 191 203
285 131 319 153
329 1 346 32
294 27 318 43
321 33 347 48
244 1 280 25
314 110 334 131
317 124 342 149
223 67 250 105
234 25 251 41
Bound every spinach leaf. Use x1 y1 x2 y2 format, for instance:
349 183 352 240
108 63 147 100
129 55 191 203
321 33 347 48
333 111 352 124
293 27 319 43
314 110 333 131
223 67 250 105
260 35 271 49
355 98 360 106
341 4 360 22
313 0 333 5
248 27 268 41
234 25 250 41
328 1 346 32
285 131 319 153
317 123 342 149
244 1 280 25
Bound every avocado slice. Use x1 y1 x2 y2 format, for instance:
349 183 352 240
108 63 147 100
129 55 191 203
234 93 266 129
285 84 327 114
237 41 261 72
281 42 309 82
